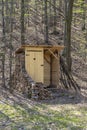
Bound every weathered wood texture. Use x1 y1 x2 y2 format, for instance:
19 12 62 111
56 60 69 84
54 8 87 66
11 46 63 99
12 52 52 99
52 54 60 86
44 54 50 86
25 47 44 83
25 47 60 87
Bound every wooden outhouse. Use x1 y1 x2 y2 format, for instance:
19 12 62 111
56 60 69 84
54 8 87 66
16 45 64 87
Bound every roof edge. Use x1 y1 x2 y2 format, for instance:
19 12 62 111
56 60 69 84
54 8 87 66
15 45 64 54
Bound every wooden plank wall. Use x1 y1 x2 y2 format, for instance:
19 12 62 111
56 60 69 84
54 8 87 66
25 47 60 87
44 54 50 86
52 53 60 86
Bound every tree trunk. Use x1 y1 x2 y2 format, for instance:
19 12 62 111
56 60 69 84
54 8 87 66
21 0 25 45
9 0 14 88
34 0 38 44
2 0 6 87
64 0 74 72
53 0 57 33
44 0 49 44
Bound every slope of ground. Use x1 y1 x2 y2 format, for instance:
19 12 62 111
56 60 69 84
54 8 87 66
0 90 87 130
0 61 87 130
72 53 87 101
0 47 87 130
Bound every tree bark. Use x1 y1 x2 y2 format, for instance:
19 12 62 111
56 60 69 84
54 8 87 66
9 0 14 88
44 0 49 44
2 0 6 87
53 0 57 33
64 0 74 72
21 0 25 45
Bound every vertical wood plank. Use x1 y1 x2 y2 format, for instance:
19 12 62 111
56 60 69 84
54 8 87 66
25 47 44 83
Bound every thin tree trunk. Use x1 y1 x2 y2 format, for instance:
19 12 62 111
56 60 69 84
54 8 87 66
81 0 86 31
44 0 49 44
35 0 38 44
5 0 9 33
53 0 57 33
49 0 52 23
21 0 25 45
9 0 14 87
2 0 6 87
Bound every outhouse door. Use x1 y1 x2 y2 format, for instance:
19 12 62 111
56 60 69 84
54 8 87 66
25 48 44 83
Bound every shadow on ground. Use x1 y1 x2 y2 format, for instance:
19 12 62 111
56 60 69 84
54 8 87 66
0 86 87 130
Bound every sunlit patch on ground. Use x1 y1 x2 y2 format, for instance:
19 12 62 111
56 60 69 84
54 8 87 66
0 90 87 130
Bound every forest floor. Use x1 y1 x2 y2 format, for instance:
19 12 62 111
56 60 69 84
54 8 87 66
0 55 87 130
